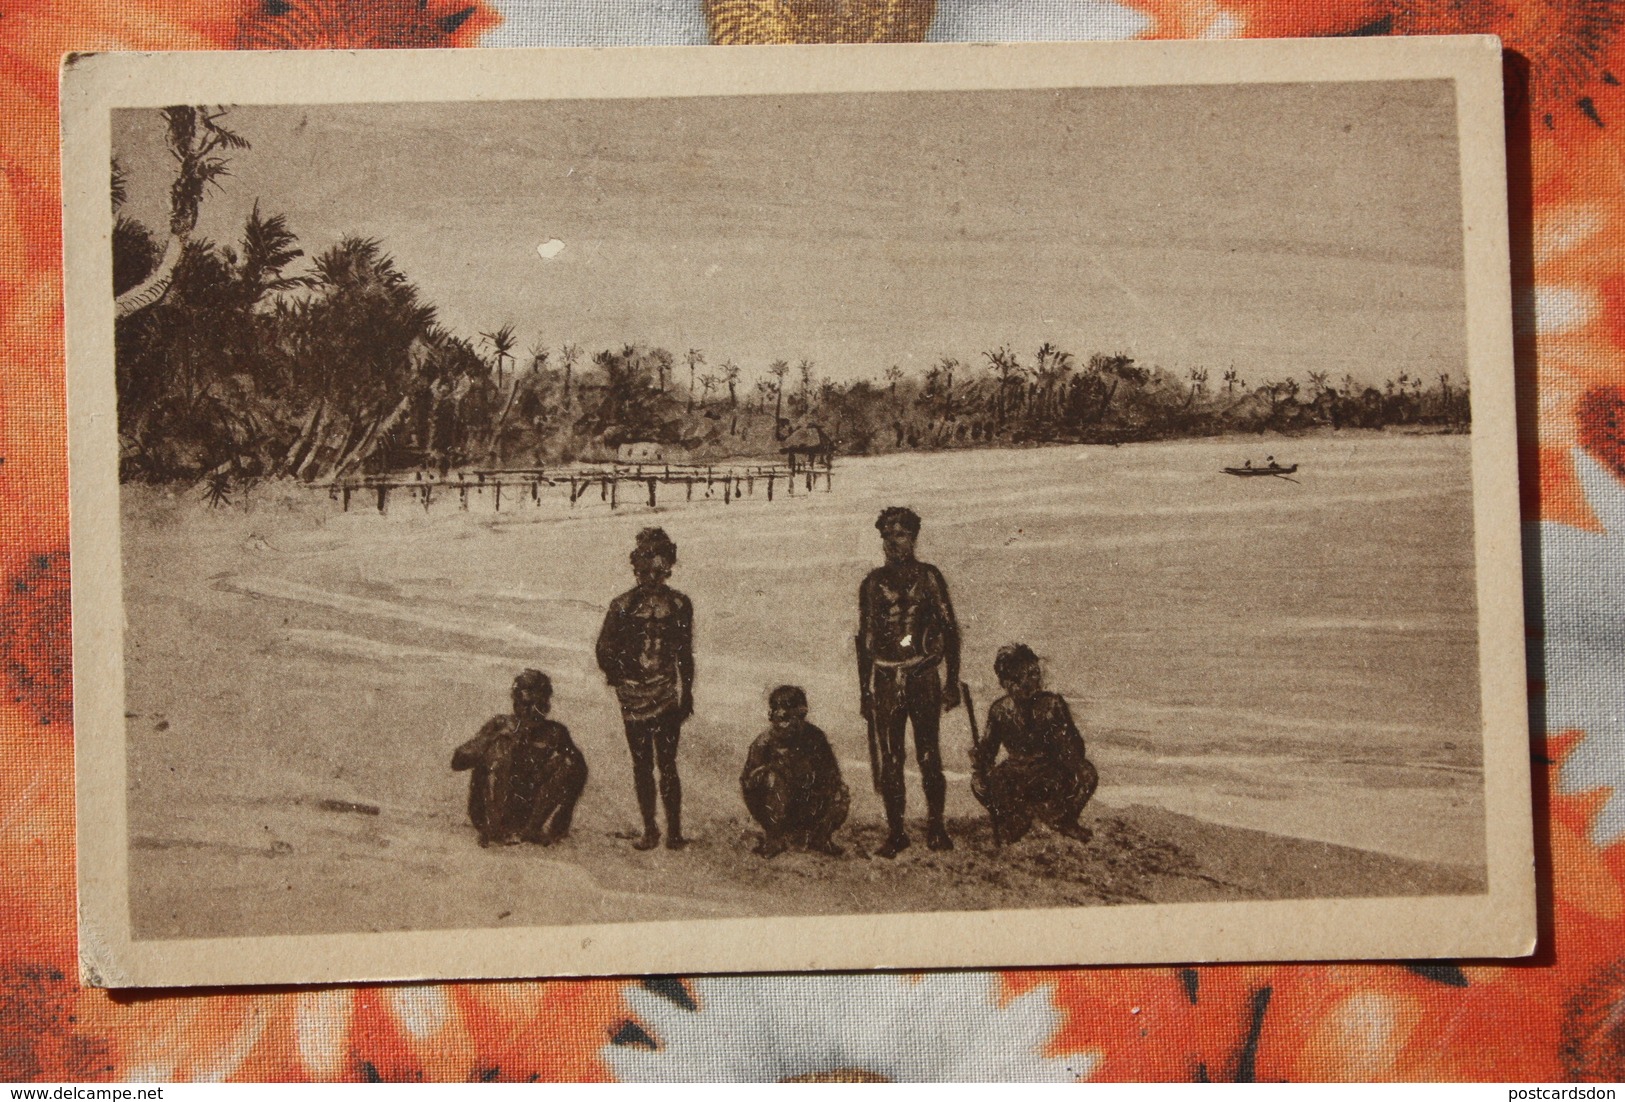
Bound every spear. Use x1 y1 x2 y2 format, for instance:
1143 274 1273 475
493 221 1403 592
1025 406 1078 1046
961 681 981 755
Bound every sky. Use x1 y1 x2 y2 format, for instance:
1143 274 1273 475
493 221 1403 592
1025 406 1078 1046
112 79 1468 389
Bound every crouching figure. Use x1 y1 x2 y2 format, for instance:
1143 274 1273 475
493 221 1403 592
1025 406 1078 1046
453 669 588 846
972 644 1098 846
741 686 850 858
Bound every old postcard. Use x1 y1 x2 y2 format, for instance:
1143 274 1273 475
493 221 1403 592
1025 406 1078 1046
63 37 1533 987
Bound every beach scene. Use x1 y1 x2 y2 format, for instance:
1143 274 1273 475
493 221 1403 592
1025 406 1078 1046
103 75 1487 942
122 430 1484 939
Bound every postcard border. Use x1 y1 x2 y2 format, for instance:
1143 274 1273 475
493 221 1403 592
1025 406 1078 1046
63 36 1534 987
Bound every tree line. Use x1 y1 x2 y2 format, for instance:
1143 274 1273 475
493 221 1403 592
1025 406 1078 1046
113 108 1471 490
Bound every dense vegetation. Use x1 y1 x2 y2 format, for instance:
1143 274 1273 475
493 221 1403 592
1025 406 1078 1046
114 108 1471 489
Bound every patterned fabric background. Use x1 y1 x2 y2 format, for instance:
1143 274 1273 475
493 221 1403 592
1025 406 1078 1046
2 0 1623 1083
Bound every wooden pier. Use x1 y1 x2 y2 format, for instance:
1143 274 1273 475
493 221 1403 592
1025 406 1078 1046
323 460 833 514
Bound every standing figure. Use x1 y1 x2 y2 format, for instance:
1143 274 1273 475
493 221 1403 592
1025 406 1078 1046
741 686 850 858
856 506 962 858
972 644 1098 846
452 669 588 847
596 527 695 850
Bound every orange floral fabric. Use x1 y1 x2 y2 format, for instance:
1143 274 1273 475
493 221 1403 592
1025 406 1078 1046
2 0 1623 1082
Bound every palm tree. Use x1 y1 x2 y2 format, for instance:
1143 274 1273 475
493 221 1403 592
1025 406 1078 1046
768 359 790 422
698 372 718 407
1050 350 1075 417
1033 342 1058 412
1222 368 1241 396
721 359 741 408
561 342 581 413
937 356 960 418
983 346 1022 425
652 347 674 393
1186 366 1209 407
797 358 815 415
686 348 705 412
885 365 903 408
287 236 440 480
1087 352 1143 422
116 106 251 318
235 202 310 307
481 323 516 387
485 334 552 466
111 158 129 212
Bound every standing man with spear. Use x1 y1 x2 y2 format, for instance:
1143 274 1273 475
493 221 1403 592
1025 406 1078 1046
856 507 963 858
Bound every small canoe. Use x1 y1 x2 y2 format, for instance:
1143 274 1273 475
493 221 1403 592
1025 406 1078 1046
1222 464 1297 477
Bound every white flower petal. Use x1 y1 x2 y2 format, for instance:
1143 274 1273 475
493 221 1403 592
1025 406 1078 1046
1575 448 1625 538
386 986 451 1041
479 0 707 47
1534 285 1599 335
1201 11 1245 38
972 985 1080 1081
295 990 353 1079
1540 450 1625 844
603 973 1076 1082
191 999 272 1083
926 0 1150 42
1536 203 1606 265
906 974 1003 1080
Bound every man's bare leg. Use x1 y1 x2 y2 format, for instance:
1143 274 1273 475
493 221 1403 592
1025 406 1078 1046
625 720 661 850
655 712 686 849
910 679 953 852
876 704 911 859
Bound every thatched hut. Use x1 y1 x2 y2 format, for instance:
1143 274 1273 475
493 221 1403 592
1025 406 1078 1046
780 423 835 472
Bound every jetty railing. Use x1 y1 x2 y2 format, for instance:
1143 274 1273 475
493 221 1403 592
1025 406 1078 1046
321 460 833 514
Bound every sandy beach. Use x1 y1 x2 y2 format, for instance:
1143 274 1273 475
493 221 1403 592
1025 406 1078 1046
120 432 1488 940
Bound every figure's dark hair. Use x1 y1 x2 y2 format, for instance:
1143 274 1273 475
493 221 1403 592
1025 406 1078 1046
513 668 553 697
994 643 1041 683
769 685 808 712
875 506 921 535
631 526 678 565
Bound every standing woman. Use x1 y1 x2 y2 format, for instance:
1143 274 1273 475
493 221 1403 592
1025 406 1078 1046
596 527 695 850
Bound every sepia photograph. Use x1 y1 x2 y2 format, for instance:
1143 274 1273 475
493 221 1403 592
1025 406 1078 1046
63 39 1533 987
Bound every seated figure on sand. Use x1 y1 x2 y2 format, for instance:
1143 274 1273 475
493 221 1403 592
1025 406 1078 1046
741 686 849 858
452 669 588 847
972 644 1098 846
